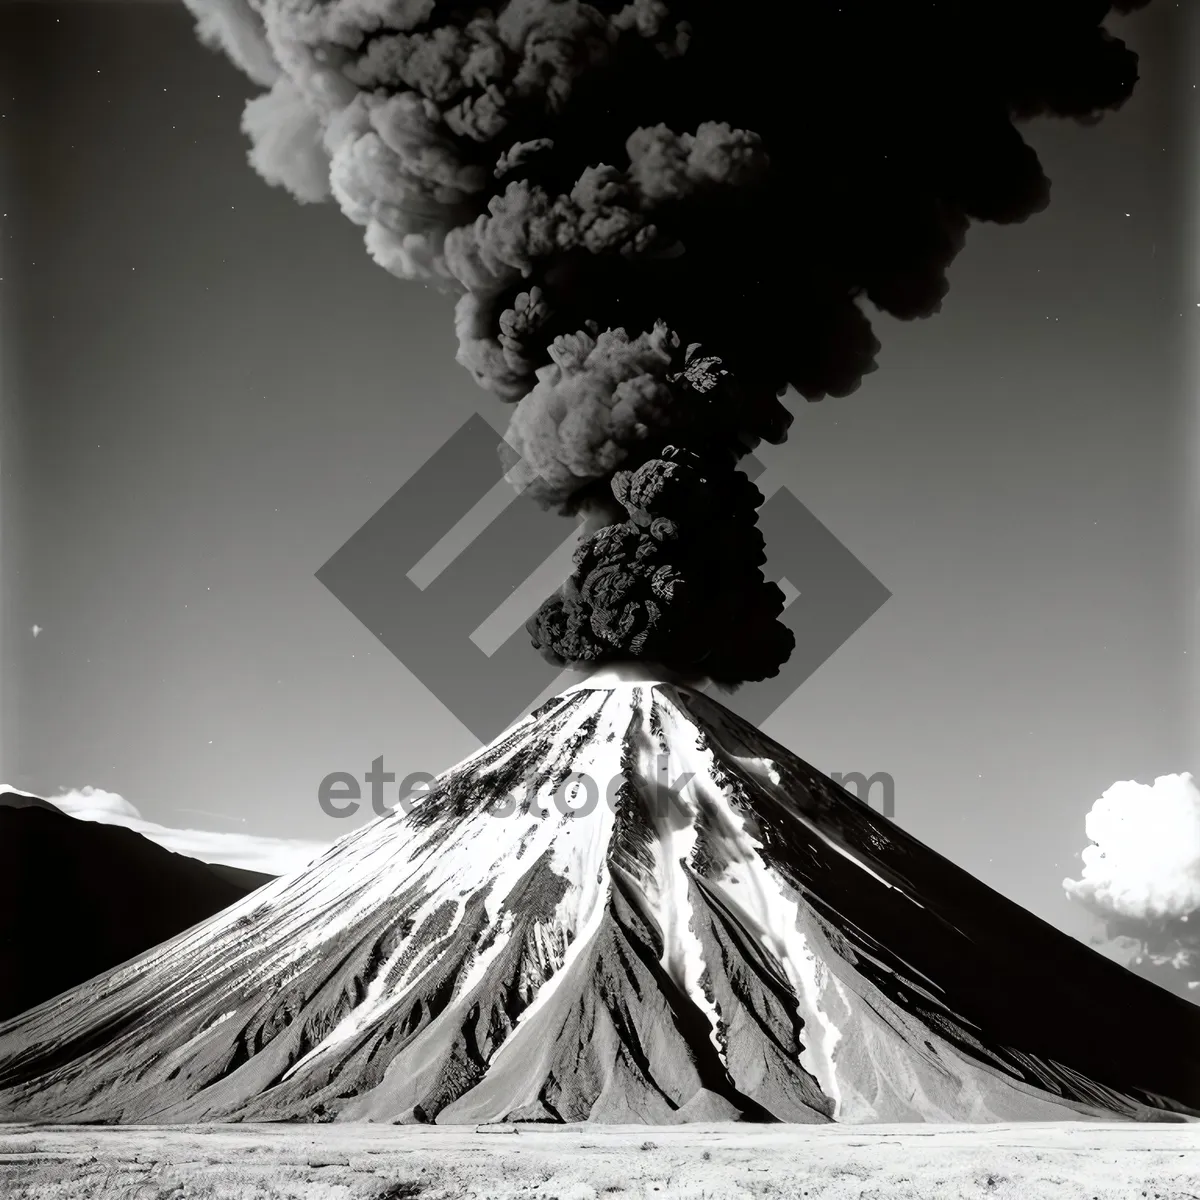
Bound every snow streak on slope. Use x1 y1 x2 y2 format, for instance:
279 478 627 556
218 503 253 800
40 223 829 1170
652 698 844 1115
1 681 1199 1125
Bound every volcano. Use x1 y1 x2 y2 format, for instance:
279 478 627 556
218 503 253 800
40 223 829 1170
1 675 1198 1125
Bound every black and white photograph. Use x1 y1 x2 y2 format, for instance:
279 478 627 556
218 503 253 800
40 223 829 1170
1 0 1199 1196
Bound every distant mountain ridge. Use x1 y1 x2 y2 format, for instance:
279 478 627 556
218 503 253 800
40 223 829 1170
0 681 1197 1124
0 791 273 1021
0 790 61 813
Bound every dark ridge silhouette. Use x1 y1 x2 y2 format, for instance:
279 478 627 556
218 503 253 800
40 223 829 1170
0 793 273 1022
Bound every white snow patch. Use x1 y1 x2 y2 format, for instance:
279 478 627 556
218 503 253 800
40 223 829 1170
279 693 624 1080
625 691 727 1064
657 701 844 1115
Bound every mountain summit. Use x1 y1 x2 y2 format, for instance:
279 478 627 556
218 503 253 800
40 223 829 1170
2 676 1197 1124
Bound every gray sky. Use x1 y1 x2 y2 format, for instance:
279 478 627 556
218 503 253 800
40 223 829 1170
0 1 1193 947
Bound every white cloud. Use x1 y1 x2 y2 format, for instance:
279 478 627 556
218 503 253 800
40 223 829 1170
1064 773 1200 921
52 786 141 823
1064 773 1200 993
15 784 329 877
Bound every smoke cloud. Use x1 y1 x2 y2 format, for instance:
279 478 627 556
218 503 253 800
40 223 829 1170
183 0 1148 682
1064 773 1200 995
179 0 279 88
528 444 792 681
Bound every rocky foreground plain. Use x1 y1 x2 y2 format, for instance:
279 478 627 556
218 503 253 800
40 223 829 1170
1 1121 1199 1200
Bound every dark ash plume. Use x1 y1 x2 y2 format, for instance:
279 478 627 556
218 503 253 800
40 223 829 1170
184 0 1148 683
528 444 793 683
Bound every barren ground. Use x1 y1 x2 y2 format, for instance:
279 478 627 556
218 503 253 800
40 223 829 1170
2 1121 1199 1199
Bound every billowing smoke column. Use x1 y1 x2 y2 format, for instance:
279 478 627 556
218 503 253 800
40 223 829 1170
183 0 1150 683
528 443 792 683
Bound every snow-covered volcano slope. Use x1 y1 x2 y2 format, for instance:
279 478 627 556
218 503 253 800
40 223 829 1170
2 679 1198 1124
